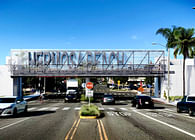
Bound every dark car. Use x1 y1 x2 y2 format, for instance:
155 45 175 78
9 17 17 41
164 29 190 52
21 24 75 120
101 95 115 105
131 95 154 109
177 95 195 116
64 91 80 103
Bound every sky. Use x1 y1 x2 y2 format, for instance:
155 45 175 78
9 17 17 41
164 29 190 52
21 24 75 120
0 0 194 64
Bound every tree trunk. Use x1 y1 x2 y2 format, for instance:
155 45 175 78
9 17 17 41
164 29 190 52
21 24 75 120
183 56 186 97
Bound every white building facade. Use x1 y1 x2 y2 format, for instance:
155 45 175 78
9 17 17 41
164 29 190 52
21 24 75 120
160 58 195 98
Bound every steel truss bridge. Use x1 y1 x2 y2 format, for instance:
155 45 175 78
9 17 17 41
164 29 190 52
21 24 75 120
10 49 165 77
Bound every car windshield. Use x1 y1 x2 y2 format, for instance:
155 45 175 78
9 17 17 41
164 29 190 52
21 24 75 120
0 98 16 103
136 96 151 100
187 97 195 102
104 95 113 98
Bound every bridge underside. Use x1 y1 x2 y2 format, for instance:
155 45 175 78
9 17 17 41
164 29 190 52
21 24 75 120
11 64 164 77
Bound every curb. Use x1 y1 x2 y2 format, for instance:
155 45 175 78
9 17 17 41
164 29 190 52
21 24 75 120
152 98 177 106
80 116 97 119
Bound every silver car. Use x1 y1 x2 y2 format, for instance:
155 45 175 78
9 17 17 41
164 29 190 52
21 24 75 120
0 96 27 116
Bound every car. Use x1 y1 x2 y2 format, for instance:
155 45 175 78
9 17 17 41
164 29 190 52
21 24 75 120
131 95 154 109
189 106 195 116
177 95 195 116
101 94 115 105
64 90 80 102
0 96 27 116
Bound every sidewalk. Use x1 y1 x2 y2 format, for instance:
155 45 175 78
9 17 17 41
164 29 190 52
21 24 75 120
152 97 178 106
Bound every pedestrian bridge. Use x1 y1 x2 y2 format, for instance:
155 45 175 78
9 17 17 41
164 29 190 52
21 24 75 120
9 49 165 77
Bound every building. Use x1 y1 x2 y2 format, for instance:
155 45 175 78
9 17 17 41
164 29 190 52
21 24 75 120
160 58 195 98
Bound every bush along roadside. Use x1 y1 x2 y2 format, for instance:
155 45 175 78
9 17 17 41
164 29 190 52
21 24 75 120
80 104 101 118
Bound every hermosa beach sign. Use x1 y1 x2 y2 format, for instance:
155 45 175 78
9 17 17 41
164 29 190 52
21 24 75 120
28 50 125 67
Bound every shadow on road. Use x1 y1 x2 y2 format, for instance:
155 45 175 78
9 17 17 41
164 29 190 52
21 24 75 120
153 106 165 109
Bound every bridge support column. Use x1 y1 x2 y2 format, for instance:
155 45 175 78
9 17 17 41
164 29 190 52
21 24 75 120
13 77 22 98
154 77 160 97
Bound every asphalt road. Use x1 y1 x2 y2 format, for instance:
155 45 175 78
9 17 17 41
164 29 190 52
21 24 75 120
0 99 195 140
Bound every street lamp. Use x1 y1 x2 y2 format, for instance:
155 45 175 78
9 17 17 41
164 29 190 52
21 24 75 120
152 42 170 103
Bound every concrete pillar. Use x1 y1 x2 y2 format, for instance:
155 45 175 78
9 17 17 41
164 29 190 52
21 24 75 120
154 77 159 97
44 77 46 94
13 77 22 97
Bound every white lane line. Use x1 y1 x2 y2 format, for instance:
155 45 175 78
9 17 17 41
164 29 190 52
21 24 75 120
62 107 70 111
38 107 49 111
28 107 37 111
132 109 195 138
49 107 59 111
120 108 128 111
0 118 30 130
74 107 81 110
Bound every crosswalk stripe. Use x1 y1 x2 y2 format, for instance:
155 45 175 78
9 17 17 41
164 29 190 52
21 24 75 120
108 108 116 110
98 107 105 111
28 107 37 111
120 108 128 111
38 107 49 111
74 107 81 110
49 107 59 111
62 107 70 110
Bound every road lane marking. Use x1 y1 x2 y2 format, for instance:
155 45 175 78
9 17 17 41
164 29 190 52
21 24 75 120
0 118 30 130
132 109 195 138
70 119 80 140
38 107 49 111
65 119 78 140
28 107 37 111
99 120 108 140
62 107 70 110
97 120 103 140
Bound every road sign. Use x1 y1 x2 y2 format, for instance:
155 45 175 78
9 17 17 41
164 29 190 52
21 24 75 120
86 89 94 97
86 82 93 89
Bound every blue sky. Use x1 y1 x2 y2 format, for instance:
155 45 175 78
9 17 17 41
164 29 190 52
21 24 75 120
0 0 194 64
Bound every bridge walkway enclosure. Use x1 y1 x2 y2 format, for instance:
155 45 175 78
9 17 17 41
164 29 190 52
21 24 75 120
9 49 165 77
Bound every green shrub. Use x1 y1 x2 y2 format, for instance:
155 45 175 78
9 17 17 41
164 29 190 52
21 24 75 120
169 96 183 101
80 104 100 117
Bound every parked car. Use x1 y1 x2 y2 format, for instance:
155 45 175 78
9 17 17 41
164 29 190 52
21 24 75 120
101 94 115 105
0 96 27 116
177 95 195 116
131 95 154 109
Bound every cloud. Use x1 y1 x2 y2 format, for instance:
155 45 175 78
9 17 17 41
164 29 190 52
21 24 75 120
131 35 137 40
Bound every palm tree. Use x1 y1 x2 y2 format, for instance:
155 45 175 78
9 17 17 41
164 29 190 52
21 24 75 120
171 27 195 97
156 26 195 97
